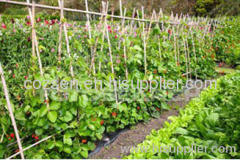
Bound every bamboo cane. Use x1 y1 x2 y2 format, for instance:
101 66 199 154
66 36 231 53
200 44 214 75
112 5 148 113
104 2 118 104
89 7 105 75
26 0 50 110
130 8 136 34
57 0 64 70
58 0 74 79
31 0 36 96
0 0 208 26
141 7 147 77
98 1 107 72
0 62 25 159
183 33 189 80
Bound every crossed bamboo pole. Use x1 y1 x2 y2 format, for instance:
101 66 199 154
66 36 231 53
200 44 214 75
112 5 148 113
0 0 202 26
0 62 25 159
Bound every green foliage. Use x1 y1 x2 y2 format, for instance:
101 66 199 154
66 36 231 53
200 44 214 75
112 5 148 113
0 16 237 159
195 0 240 17
212 17 240 67
196 0 223 16
126 72 240 159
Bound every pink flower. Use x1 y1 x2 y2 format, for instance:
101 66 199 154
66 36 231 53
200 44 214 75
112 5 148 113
13 29 16 33
26 21 31 26
27 16 30 20
1 23 6 29
108 25 111 30
116 59 121 64
37 17 41 23
50 19 55 25
51 48 55 52
44 20 49 25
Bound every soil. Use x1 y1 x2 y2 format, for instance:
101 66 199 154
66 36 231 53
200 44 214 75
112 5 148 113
90 84 209 159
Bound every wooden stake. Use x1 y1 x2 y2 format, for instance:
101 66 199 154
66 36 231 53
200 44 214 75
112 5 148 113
98 1 107 72
85 0 91 39
58 0 74 79
31 0 36 96
130 8 136 34
26 0 50 110
85 0 94 74
119 0 123 18
58 0 64 70
173 26 177 62
183 33 189 80
89 5 105 75
0 62 25 159
104 2 118 104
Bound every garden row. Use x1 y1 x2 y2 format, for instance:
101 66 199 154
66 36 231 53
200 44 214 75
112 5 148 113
212 18 240 67
0 15 239 158
125 72 240 159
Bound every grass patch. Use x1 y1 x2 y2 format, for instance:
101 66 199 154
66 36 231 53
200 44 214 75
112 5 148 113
215 67 236 74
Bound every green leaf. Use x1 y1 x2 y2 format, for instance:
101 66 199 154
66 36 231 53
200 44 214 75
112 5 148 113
48 140 55 149
15 110 26 121
55 141 63 148
96 133 102 140
47 111 58 123
63 147 71 154
63 134 72 146
49 101 61 110
69 91 78 102
79 95 88 107
30 97 38 107
40 106 48 117
175 127 189 135
24 105 31 112
207 113 219 126
134 45 142 51
88 124 96 131
60 111 73 122
80 150 88 158
35 129 44 135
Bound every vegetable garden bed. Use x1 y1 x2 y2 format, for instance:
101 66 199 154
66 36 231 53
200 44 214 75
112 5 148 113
0 0 239 159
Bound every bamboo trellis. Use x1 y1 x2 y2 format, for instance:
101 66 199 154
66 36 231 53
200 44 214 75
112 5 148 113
0 0 219 159
0 0 208 25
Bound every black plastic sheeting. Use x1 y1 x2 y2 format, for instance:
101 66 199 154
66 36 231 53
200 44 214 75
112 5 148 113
89 128 128 157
